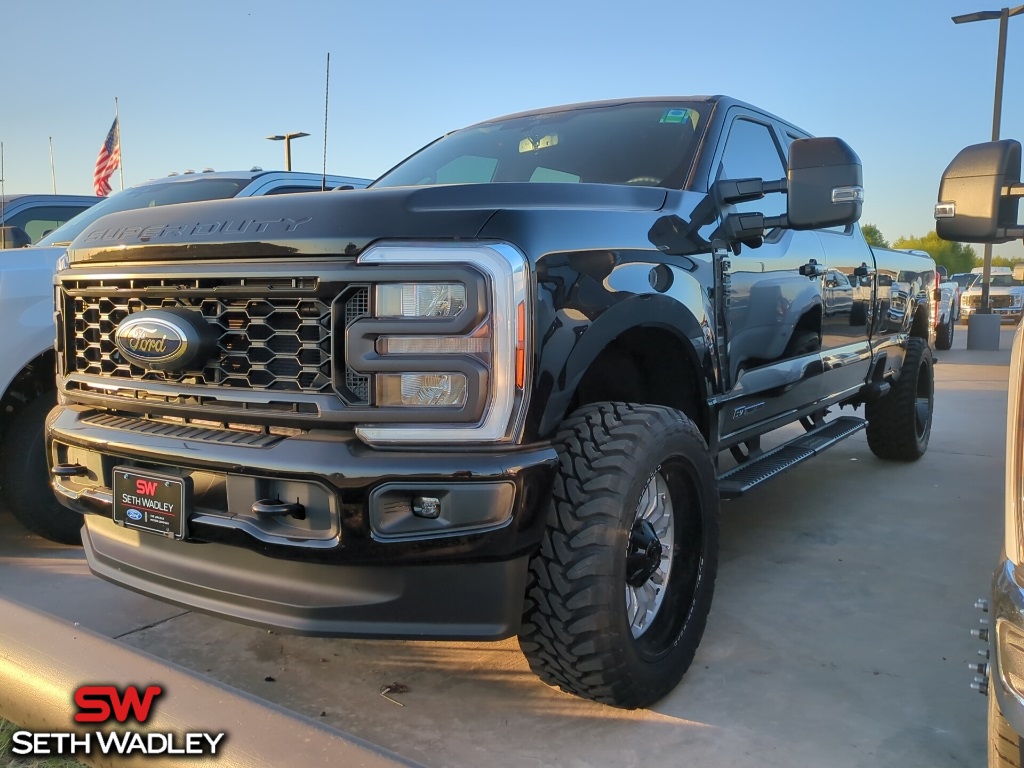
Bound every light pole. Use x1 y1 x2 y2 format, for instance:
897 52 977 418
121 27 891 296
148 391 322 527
952 5 1024 322
266 132 310 171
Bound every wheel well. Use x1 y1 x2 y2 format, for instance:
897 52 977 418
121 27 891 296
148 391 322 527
569 327 708 439
1 350 56 430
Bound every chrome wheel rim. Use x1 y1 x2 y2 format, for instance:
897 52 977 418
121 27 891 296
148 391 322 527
625 469 675 639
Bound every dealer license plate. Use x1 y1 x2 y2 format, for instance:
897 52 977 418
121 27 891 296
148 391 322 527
112 467 190 539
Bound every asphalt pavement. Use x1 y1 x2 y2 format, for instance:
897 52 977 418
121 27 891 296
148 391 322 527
0 324 1013 767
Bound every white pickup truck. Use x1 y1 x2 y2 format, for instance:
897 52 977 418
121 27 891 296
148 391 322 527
0 169 369 543
936 274 961 350
959 266 1024 325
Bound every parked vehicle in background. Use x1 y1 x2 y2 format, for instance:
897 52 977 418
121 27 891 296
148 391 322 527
947 272 976 322
933 137 1024 768
0 194 100 246
0 169 369 545
951 271 981 291
936 277 959 350
960 266 1024 325
46 96 937 709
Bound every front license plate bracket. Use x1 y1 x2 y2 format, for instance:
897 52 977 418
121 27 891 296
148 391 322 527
112 467 191 539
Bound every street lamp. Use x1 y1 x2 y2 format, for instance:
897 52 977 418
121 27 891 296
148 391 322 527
952 5 1024 324
265 132 310 171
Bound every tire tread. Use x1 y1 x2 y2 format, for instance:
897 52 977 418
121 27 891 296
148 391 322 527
518 402 718 708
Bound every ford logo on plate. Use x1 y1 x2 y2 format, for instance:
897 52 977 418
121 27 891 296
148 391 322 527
126 508 144 521
113 308 218 372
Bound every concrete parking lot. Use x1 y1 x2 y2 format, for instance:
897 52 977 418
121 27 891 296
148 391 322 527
0 326 1013 767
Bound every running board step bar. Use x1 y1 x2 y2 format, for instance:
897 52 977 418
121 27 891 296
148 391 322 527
717 416 866 498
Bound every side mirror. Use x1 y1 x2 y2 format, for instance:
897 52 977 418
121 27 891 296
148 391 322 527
0 226 31 248
787 137 864 230
935 140 1023 243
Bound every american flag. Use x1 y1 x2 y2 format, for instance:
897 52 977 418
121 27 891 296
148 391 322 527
93 117 121 197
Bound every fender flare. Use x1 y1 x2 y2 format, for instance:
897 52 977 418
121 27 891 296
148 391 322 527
535 294 711 436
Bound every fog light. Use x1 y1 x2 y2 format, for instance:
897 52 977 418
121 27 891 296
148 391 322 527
412 496 441 519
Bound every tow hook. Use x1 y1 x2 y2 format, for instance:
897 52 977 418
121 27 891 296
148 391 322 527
971 597 990 695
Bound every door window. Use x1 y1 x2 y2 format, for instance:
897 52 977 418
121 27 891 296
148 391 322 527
718 119 787 217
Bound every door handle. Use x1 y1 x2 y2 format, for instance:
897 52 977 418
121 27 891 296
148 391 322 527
799 259 827 278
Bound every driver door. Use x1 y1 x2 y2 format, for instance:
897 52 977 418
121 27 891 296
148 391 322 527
713 112 825 441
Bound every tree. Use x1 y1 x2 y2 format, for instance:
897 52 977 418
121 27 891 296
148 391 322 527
891 231 976 274
861 223 889 248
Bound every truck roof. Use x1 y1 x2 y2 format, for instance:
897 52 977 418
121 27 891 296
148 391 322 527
0 193 102 205
468 95 781 129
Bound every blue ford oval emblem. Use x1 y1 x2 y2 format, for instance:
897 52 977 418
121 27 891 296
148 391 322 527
115 315 188 367
126 508 144 521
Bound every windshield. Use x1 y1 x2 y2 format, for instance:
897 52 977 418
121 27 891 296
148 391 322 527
984 275 1019 287
373 102 705 189
951 273 980 289
35 177 250 246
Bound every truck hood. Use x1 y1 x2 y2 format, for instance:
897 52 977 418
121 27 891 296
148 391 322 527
964 286 1024 297
65 183 669 265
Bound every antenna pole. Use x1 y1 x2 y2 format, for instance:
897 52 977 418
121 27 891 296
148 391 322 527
322 52 330 191
49 136 56 193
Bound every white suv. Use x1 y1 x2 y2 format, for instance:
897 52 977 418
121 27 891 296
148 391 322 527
0 170 369 544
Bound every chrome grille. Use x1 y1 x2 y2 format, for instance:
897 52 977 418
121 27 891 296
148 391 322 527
964 294 1013 309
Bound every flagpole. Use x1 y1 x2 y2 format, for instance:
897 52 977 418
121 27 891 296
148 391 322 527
322 52 330 191
49 136 56 193
1 142 6 230
114 97 123 191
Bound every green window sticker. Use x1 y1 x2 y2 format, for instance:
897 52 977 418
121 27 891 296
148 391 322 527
660 108 698 127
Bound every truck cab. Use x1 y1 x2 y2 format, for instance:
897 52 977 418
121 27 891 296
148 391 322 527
0 193 101 246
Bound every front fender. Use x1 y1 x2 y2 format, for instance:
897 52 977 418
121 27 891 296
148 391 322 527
532 289 713 438
0 254 61 398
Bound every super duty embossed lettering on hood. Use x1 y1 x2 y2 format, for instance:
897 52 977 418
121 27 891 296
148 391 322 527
65 182 669 265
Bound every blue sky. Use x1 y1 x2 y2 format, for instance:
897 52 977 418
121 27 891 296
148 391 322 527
3 0 1023 258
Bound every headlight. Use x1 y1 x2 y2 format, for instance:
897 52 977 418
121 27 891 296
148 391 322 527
1006 323 1024 564
376 283 467 318
377 372 468 407
1013 293 1024 307
352 242 530 445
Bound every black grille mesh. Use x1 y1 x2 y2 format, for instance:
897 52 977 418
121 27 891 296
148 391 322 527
343 288 370 402
69 287 369 396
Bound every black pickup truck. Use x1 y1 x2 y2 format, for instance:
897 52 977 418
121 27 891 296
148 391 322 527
46 96 937 709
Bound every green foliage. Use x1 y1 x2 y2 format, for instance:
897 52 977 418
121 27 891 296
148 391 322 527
891 231 976 274
861 223 889 248
0 717 81 766
990 255 1024 268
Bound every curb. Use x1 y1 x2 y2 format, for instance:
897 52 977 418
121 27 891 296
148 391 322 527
0 595 419 767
